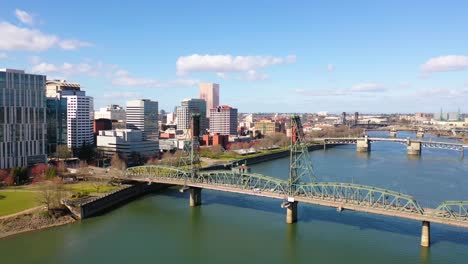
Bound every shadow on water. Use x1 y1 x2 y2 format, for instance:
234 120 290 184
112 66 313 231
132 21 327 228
156 187 468 247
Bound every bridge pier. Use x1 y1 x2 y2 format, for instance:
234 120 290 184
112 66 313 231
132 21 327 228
189 187 202 207
286 201 298 224
421 221 430 247
389 130 397 138
356 136 371 153
407 140 422 156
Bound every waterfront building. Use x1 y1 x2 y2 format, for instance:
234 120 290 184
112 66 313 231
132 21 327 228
199 83 219 118
209 105 238 135
176 98 207 135
0 69 47 169
96 129 158 158
254 120 281 136
46 97 67 154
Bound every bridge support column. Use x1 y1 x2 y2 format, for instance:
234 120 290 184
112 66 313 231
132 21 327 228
356 136 371 153
421 221 430 247
286 202 298 224
389 131 397 138
189 187 202 207
407 140 422 156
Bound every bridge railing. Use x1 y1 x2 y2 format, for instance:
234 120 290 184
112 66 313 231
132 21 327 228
294 182 425 214
432 201 468 221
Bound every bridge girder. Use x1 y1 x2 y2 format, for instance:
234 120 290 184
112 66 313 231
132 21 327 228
433 201 468 221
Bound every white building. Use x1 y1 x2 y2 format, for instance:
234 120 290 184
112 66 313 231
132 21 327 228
61 90 94 149
97 129 158 157
0 69 47 169
209 105 238 135
126 99 159 153
94 104 126 122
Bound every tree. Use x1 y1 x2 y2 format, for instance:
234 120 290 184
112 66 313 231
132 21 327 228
45 167 57 180
78 143 96 163
37 182 65 212
56 161 67 176
10 167 28 185
3 176 14 186
0 169 8 183
111 153 127 171
30 164 49 183
77 160 89 176
56 145 72 159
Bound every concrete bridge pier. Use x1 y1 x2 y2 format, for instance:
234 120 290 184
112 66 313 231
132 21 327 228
286 201 298 224
389 130 397 138
407 139 422 156
421 221 430 247
189 187 202 207
356 136 371 153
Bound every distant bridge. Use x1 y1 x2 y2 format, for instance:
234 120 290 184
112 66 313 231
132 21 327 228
317 137 464 156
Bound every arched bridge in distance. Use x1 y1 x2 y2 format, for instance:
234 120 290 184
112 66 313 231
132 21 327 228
117 116 468 248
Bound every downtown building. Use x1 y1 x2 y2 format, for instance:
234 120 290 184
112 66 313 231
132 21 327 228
176 98 207 136
0 69 47 169
126 99 159 151
199 82 219 119
209 105 238 136
46 80 94 152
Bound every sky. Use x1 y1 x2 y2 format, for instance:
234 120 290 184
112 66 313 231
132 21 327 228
0 0 467 114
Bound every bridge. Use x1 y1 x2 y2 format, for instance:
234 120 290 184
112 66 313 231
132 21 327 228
118 116 468 248
317 136 465 157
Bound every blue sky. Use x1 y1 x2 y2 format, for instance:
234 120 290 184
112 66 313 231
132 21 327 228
1 0 467 113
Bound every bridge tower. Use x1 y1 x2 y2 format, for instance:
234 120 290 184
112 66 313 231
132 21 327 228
178 114 202 206
286 115 316 223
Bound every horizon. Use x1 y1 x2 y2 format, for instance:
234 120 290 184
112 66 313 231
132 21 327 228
1 0 467 113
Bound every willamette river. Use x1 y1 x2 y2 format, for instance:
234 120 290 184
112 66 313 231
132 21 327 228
1 132 468 264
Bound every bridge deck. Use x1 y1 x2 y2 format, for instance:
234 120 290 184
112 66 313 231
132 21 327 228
118 176 468 228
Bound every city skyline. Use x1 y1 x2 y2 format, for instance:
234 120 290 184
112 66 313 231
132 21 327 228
0 1 467 113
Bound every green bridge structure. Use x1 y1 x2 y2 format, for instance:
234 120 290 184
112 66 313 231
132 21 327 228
119 116 468 248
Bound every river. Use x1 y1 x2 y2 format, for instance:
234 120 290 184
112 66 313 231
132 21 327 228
1 132 467 264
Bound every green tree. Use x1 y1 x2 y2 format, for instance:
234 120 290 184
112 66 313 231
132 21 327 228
56 145 72 159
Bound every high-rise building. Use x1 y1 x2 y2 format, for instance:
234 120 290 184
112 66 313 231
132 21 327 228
46 96 67 154
62 90 94 149
0 69 47 169
176 98 207 135
199 83 219 118
126 99 159 142
46 80 94 151
209 105 238 135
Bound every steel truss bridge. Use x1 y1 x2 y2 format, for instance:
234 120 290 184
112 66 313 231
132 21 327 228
319 137 465 152
118 116 468 247
122 165 468 228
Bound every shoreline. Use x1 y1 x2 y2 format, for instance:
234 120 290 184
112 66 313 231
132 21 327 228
0 208 76 240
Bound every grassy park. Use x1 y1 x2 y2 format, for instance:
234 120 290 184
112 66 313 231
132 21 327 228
0 191 39 217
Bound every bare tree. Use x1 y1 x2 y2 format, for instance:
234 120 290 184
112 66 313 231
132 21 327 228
56 145 72 159
111 153 127 171
37 183 65 212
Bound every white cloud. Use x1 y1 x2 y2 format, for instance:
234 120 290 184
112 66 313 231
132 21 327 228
28 55 41 64
103 92 141 99
421 55 468 74
417 88 468 99
0 52 8 59
351 82 386 92
59 39 93 50
327 63 334 72
15 9 33 25
295 88 350 97
31 62 95 76
111 70 162 88
0 22 91 51
216 72 228 79
176 54 296 76
244 70 268 81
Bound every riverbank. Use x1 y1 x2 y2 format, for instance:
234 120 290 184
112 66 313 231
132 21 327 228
0 207 75 239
